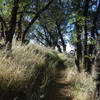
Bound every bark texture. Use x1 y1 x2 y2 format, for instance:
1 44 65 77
5 0 19 56
75 24 82 72
82 0 90 70
93 50 100 100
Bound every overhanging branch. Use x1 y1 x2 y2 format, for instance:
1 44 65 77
22 0 54 42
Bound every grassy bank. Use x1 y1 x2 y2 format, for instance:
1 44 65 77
0 42 72 100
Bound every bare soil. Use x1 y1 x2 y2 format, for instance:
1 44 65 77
46 69 73 100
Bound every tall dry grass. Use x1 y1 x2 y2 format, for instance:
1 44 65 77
0 41 71 100
66 66 95 100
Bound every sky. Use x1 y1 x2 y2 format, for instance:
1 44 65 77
30 39 74 53
66 43 74 53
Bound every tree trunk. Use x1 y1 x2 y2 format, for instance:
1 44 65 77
56 22 66 52
93 50 100 100
75 24 82 72
41 24 61 52
87 2 100 73
5 31 13 54
82 24 88 70
87 22 96 73
0 15 7 29
0 23 4 40
5 0 19 56
57 44 62 53
16 13 23 41
82 0 89 70
0 22 5 38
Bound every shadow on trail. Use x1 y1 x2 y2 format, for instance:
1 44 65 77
46 69 73 100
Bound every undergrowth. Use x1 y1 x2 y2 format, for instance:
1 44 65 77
66 67 95 100
0 41 71 100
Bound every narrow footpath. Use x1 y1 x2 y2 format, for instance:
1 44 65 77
46 69 73 100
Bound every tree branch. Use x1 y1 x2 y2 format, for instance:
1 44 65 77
22 0 54 42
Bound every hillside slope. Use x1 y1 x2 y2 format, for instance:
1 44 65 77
0 42 73 100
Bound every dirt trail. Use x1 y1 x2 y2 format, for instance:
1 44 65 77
46 69 73 100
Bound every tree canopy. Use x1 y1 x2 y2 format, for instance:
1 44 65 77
0 0 100 72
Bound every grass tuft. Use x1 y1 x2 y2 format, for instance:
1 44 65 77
66 67 95 100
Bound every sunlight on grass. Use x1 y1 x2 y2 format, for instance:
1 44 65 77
66 67 95 100
0 41 70 100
